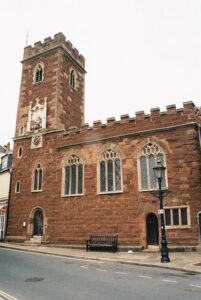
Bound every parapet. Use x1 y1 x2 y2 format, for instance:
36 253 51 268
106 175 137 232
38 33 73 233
65 101 199 136
23 32 85 69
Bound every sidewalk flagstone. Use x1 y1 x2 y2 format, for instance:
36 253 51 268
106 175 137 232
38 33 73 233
1 243 201 274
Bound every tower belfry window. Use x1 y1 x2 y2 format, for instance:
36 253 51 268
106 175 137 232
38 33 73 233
33 63 44 83
70 69 76 89
36 65 43 82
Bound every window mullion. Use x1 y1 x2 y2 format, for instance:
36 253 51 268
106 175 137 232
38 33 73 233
36 169 39 190
113 160 115 191
170 209 173 226
146 156 150 189
76 164 78 194
69 165 72 195
106 160 108 192
155 155 158 189
179 208 181 226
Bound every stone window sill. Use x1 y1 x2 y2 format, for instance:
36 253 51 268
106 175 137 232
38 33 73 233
62 193 84 198
165 225 191 230
98 190 123 195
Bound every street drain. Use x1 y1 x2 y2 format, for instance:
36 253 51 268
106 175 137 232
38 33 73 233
185 272 197 276
25 277 44 283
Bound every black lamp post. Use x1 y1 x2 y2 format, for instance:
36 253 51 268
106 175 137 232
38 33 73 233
153 160 170 263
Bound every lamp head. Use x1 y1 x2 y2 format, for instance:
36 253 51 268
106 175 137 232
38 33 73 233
153 159 166 180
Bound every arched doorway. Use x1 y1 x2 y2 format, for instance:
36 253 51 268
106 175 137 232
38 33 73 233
146 213 159 245
33 209 43 236
198 212 201 243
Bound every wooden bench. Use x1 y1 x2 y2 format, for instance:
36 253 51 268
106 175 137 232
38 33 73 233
86 235 118 252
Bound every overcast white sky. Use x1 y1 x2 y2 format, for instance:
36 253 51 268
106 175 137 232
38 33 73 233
1 0 201 146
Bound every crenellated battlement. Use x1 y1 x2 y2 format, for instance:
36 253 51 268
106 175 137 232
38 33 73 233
64 101 200 136
23 32 85 68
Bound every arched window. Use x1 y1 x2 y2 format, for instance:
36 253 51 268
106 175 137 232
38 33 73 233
18 146 23 158
64 155 83 195
15 181 20 193
139 143 167 190
33 63 44 83
33 163 43 191
69 69 76 89
99 149 122 193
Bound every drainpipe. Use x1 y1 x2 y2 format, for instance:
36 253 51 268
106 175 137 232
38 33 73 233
4 168 12 241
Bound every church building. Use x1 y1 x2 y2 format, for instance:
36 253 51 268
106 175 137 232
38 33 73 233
6 32 201 249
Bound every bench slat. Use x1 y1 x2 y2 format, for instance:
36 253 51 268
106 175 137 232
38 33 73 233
86 235 118 252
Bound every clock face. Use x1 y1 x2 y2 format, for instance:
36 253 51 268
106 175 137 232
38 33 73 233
33 136 41 145
31 135 42 148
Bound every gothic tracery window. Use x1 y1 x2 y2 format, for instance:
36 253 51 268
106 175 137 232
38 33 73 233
139 143 167 190
33 163 43 191
64 155 83 196
99 149 122 193
33 63 44 83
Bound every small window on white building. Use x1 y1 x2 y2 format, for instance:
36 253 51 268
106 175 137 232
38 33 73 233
1 156 8 170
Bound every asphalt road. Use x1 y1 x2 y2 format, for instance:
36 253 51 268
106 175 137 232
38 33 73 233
0 248 201 300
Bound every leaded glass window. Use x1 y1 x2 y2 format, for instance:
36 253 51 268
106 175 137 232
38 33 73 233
33 163 43 191
181 208 188 225
64 155 83 195
173 209 179 225
139 143 167 190
164 207 190 227
99 149 122 193
100 161 106 192
165 209 171 226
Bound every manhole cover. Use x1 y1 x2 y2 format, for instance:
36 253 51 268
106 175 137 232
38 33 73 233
25 277 44 283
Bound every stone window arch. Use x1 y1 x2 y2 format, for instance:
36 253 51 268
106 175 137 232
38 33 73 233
33 63 44 83
98 149 122 193
18 146 23 158
138 142 167 191
15 181 20 193
69 68 77 89
63 154 84 196
32 163 43 192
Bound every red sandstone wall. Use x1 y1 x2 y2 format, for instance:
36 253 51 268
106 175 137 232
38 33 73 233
8 33 201 247
7 114 201 247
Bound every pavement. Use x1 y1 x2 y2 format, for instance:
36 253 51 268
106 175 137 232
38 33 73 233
1 242 201 274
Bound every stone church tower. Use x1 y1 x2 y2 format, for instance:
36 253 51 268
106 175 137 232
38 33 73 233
7 33 86 243
15 32 85 140
6 32 201 249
